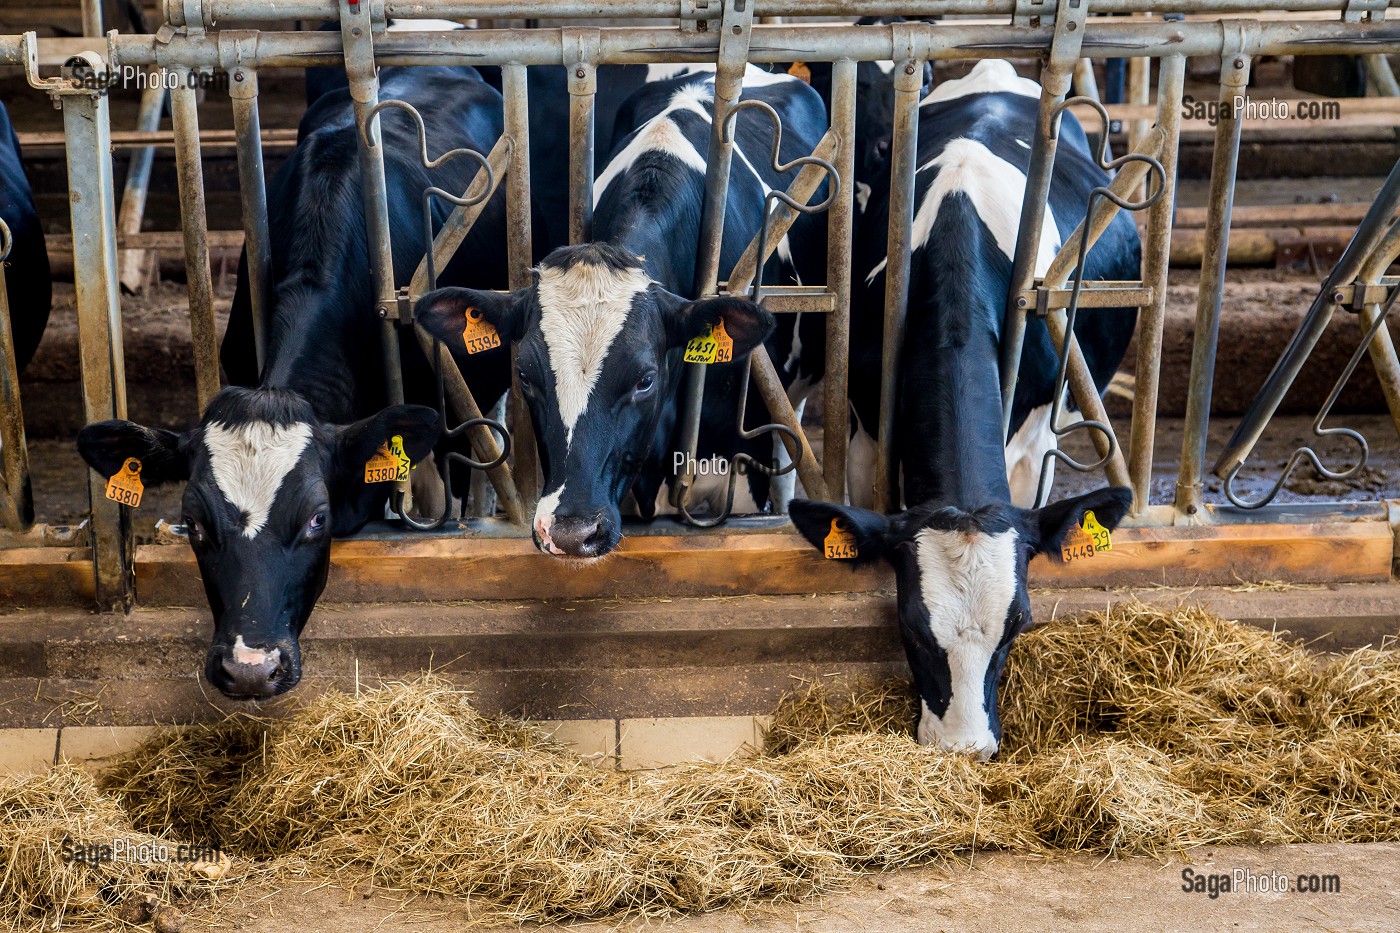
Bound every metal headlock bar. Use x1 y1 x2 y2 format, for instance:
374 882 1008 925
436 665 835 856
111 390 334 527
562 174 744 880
5 1 1400 607
0 220 34 534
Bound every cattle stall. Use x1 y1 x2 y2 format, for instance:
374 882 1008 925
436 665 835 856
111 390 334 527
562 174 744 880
0 5 1398 721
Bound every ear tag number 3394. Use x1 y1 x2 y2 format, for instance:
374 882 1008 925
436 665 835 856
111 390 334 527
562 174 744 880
364 434 412 484
684 320 734 364
104 457 144 508
1061 510 1113 563
462 307 502 355
824 518 858 560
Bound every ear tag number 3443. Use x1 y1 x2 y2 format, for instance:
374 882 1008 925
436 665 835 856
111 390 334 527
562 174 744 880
104 457 144 508
684 320 734 364
364 434 412 484
824 518 858 560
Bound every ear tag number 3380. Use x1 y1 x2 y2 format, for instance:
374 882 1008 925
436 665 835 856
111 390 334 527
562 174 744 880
104 457 144 508
1061 510 1113 563
684 320 734 364
462 307 502 355
364 434 412 484
824 518 858 560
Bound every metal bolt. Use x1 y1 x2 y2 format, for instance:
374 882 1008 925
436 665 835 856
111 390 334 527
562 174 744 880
1016 296 1029 309
904 63 916 75
575 67 585 78
1332 290 1345 304
1233 57 1244 69
234 70 244 82
1186 504 1198 515
352 26 362 37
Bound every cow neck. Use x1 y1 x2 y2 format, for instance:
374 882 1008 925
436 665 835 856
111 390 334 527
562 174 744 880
259 277 377 427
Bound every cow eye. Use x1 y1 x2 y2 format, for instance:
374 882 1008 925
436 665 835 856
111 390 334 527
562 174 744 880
183 517 204 545
633 371 657 397
516 369 531 387
303 510 328 539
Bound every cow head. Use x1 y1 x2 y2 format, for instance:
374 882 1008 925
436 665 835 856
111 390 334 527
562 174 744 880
416 243 774 559
77 387 439 699
790 486 1131 758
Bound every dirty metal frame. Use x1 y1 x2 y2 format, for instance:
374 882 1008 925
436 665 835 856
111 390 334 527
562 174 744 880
3 2 1400 606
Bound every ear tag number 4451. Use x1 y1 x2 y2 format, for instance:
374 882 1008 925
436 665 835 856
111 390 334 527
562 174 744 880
462 307 502 355
364 434 412 484
1061 510 1113 563
104 457 144 508
684 320 734 364
824 518 858 560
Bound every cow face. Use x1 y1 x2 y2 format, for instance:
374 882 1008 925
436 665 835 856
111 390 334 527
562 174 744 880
416 243 774 559
77 387 439 700
790 486 1131 758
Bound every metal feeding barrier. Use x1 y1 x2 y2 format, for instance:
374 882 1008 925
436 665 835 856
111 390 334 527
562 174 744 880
1 2 1400 607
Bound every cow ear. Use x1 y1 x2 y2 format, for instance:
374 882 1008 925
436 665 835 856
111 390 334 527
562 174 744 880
334 405 441 477
414 286 528 350
789 498 891 564
77 421 190 487
1025 486 1132 560
660 290 775 358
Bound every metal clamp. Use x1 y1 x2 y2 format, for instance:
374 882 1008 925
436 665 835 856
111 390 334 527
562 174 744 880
23 33 110 100
1043 0 1088 96
1343 0 1388 24
562 27 600 95
682 0 720 34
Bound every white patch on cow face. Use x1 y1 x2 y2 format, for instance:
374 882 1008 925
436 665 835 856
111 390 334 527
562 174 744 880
912 526 1019 759
231 634 281 667
920 59 1041 107
533 484 566 554
1005 400 1058 509
535 262 652 450
203 421 313 539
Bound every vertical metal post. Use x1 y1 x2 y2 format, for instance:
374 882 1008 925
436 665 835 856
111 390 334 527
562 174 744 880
873 58 923 514
673 0 753 508
998 0 1085 440
1126 35 1151 201
80 0 103 37
0 255 33 531
1127 54 1184 514
502 63 539 509
116 79 166 293
64 86 133 608
564 28 599 245
1174 40 1251 523
1355 220 1400 443
340 1 404 407
170 67 220 410
823 58 856 502
229 66 271 374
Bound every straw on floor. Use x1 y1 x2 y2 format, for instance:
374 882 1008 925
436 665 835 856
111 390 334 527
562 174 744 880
5 602 1398 929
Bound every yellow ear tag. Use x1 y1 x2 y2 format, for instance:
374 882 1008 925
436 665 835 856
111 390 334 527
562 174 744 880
1059 521 1097 563
104 457 144 508
823 517 858 560
787 61 812 84
684 320 733 364
461 307 502 355
1081 510 1113 553
364 434 412 484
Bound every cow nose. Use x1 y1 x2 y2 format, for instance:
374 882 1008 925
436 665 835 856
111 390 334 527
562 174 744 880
547 516 606 557
216 640 286 698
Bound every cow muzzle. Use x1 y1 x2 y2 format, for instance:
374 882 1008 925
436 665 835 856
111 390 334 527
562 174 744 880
534 513 615 559
206 636 299 699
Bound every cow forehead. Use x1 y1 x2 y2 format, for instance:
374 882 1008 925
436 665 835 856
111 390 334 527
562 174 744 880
535 262 653 449
202 420 314 539
911 526 1020 642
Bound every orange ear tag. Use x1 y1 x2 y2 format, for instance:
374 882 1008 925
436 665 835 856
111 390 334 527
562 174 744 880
823 517 858 560
461 307 502 355
684 320 733 364
787 61 812 84
364 434 411 484
1060 521 1097 563
1081 510 1113 552
104 457 144 508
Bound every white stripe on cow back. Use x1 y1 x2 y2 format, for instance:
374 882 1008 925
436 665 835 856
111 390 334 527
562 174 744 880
865 138 1060 285
920 59 1041 107
912 526 1018 758
535 262 653 450
203 420 313 539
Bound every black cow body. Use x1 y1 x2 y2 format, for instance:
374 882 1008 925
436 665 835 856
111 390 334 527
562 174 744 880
417 66 830 557
77 66 535 700
0 98 51 374
792 61 1137 758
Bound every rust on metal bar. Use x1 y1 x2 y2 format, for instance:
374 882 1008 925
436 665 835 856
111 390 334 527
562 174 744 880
169 69 220 410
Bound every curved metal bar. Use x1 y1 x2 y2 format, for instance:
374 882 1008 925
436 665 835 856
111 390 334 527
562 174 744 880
676 98 835 525
1221 282 1398 509
0 217 12 261
1032 96 1167 508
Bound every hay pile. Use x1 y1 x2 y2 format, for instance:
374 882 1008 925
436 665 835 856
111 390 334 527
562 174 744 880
5 603 1398 927
0 764 239 931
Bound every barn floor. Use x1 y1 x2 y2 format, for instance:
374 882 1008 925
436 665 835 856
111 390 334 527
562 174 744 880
196 843 1400 931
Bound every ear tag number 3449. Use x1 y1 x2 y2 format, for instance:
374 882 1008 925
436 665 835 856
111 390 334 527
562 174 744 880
1061 510 1113 563
684 320 734 364
364 434 412 484
104 457 144 508
824 518 858 560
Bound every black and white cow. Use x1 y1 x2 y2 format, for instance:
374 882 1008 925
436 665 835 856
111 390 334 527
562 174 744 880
0 97 52 374
416 66 829 557
76 66 528 699
789 61 1138 758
